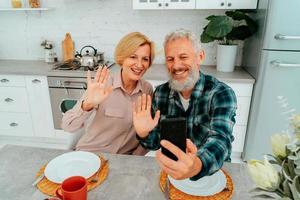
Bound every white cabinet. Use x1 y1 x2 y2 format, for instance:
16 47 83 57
195 0 257 9
0 75 33 137
133 0 195 9
225 82 253 153
0 75 55 139
133 0 257 9
25 76 55 138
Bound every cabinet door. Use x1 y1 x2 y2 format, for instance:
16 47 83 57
232 125 247 153
196 0 225 9
164 0 195 9
132 0 164 9
227 0 257 9
0 75 25 87
263 0 300 51
26 76 55 138
0 87 30 113
0 113 33 136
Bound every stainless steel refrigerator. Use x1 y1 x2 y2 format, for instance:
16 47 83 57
242 0 300 160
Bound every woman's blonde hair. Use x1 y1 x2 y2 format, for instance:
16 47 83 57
114 32 155 66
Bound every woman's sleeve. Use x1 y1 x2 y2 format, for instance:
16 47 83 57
61 93 95 132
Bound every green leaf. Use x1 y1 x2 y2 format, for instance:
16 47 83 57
288 159 296 179
252 194 276 199
200 31 215 43
206 15 217 21
266 154 283 165
235 9 257 14
225 10 246 20
269 160 280 165
288 155 299 160
294 158 300 166
282 179 293 198
206 16 233 38
227 25 253 41
283 161 293 181
245 15 258 34
294 168 300 176
249 187 270 193
294 176 300 193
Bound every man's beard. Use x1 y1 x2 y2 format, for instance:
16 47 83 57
168 66 199 92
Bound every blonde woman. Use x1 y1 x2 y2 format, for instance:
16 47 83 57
61 32 155 155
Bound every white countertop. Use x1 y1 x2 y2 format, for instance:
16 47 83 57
0 59 255 83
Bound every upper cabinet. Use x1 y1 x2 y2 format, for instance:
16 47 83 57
133 0 257 9
196 0 258 9
133 0 196 9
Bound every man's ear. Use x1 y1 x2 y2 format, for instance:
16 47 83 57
199 50 205 63
196 50 205 67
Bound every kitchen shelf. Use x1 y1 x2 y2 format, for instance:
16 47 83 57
0 8 53 11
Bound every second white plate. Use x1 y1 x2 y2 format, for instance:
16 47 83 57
44 151 101 184
168 170 227 196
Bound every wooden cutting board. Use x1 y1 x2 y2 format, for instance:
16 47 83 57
62 33 74 61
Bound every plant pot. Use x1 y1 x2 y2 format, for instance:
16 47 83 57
217 44 238 72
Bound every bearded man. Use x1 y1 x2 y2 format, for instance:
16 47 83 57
133 29 237 181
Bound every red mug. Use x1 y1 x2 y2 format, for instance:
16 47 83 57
56 176 87 200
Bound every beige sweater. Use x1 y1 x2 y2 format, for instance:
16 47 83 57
61 70 153 155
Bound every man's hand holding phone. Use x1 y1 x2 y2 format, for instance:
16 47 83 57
156 139 203 180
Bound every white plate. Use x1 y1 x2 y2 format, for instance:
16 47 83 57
168 170 227 196
44 151 101 184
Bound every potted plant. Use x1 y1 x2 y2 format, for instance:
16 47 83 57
200 10 258 72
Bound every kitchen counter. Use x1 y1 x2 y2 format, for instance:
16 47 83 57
0 59 254 83
0 145 263 200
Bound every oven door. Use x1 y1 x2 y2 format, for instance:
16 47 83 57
49 87 85 129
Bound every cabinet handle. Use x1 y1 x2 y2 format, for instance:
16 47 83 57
271 60 300 68
228 2 232 7
274 34 300 40
165 3 169 7
0 78 9 83
10 122 18 127
4 98 14 102
158 3 162 7
32 79 41 83
220 2 225 6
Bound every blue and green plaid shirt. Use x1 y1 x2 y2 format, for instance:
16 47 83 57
139 72 237 180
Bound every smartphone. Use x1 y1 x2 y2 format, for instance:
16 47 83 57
160 117 187 161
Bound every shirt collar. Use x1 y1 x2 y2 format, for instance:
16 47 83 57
112 69 143 94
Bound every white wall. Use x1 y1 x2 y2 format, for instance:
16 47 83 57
0 0 243 65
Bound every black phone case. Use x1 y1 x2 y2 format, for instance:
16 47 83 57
160 117 187 161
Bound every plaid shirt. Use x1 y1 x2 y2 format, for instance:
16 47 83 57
139 72 237 180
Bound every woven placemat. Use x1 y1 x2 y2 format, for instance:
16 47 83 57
159 169 234 200
36 155 109 197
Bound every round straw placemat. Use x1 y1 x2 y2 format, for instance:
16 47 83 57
159 169 234 200
36 155 109 197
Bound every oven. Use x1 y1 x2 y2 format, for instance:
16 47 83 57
48 76 87 129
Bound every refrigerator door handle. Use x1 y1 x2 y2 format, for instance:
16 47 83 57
274 34 300 40
271 60 300 68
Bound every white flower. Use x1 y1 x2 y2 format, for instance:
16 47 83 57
247 156 280 191
271 133 290 157
291 114 300 135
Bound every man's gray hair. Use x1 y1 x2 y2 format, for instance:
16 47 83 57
164 29 201 53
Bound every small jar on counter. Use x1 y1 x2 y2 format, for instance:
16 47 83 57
28 0 40 8
11 0 23 8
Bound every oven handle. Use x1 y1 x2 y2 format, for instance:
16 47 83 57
63 81 87 89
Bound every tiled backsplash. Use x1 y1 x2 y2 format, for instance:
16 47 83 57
0 0 243 65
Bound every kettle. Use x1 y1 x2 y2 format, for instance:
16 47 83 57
75 45 98 68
